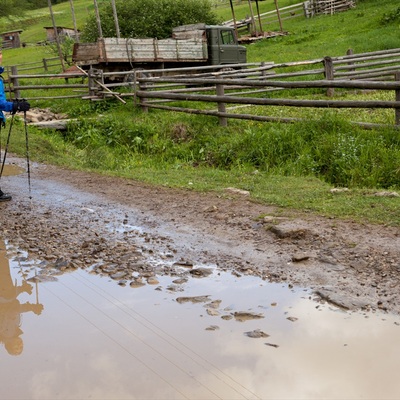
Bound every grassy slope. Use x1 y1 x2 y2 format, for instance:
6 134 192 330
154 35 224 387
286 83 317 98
1 0 400 226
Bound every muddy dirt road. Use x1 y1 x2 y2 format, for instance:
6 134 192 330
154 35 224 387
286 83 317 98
1 155 399 315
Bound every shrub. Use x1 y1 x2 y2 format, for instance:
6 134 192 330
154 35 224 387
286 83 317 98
81 0 219 41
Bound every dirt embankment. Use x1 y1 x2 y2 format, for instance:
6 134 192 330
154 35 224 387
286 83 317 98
1 157 400 314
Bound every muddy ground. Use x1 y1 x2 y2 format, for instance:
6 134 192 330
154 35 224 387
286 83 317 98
1 156 400 315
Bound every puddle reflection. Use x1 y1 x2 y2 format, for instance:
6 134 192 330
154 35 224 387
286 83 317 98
0 243 43 356
1 164 25 177
1 244 400 399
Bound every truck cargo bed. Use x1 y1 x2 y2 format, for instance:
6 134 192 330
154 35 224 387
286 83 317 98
73 37 208 65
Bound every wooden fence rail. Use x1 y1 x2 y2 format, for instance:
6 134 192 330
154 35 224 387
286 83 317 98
136 76 400 128
3 56 68 77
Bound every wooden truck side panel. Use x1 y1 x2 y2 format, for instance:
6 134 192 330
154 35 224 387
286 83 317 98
101 37 208 63
72 42 104 65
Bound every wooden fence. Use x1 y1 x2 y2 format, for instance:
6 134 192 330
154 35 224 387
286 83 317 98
3 48 400 128
3 56 68 76
133 48 400 128
135 74 400 129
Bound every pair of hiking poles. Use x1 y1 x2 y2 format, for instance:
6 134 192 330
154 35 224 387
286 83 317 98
0 110 32 198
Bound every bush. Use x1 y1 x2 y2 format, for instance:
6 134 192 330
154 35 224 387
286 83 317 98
81 0 219 41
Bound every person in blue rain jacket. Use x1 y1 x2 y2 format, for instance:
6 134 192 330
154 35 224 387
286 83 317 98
0 49 31 201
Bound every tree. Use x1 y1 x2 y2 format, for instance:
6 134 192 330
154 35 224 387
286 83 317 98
81 0 220 42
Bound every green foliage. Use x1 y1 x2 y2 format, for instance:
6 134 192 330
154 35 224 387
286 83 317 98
57 110 400 190
81 0 219 41
380 7 400 25
46 37 76 64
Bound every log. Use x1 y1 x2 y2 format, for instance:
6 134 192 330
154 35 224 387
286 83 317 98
29 119 72 130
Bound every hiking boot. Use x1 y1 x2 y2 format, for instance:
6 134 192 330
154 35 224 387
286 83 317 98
0 191 12 202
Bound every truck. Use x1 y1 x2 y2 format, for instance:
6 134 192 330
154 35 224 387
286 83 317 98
72 23 247 76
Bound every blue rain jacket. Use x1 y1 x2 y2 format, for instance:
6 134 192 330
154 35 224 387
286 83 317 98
0 66 13 125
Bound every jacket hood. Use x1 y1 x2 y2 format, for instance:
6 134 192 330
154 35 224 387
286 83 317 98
0 67 4 74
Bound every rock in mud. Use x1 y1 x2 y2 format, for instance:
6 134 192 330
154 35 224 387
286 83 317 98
244 329 270 338
130 279 145 288
265 343 279 348
292 253 311 262
110 271 127 280
176 295 211 304
147 277 159 285
205 300 222 309
205 325 220 331
233 311 264 322
189 268 213 278
269 223 311 239
172 278 188 284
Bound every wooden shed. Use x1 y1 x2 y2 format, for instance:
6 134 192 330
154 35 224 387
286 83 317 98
0 30 23 49
44 26 80 43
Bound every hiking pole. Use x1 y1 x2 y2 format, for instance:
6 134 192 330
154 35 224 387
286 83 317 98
24 110 32 199
0 113 15 179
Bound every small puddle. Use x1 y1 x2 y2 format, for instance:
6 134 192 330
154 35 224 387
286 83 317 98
1 242 400 400
1 164 25 176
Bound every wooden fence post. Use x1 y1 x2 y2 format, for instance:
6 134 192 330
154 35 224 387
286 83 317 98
11 66 20 99
216 83 227 126
395 72 400 126
346 49 355 72
323 56 334 97
43 58 48 72
88 67 95 98
138 72 148 113
261 61 266 77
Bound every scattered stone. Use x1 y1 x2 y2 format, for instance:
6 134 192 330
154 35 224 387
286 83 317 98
172 261 194 268
203 205 218 213
292 253 310 262
269 223 310 239
225 187 250 196
130 279 145 288
221 315 233 320
110 271 127 280
244 329 270 338
286 316 298 322
172 278 188 284
176 295 211 304
189 268 213 278
206 308 220 316
205 300 222 309
265 343 279 348
147 277 159 285
205 325 220 331
233 311 264 322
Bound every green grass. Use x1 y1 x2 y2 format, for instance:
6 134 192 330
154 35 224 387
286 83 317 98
1 0 400 227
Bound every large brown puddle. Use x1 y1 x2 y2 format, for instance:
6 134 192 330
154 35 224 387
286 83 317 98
1 243 400 400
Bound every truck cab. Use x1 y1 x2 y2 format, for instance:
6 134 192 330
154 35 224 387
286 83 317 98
205 26 247 65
